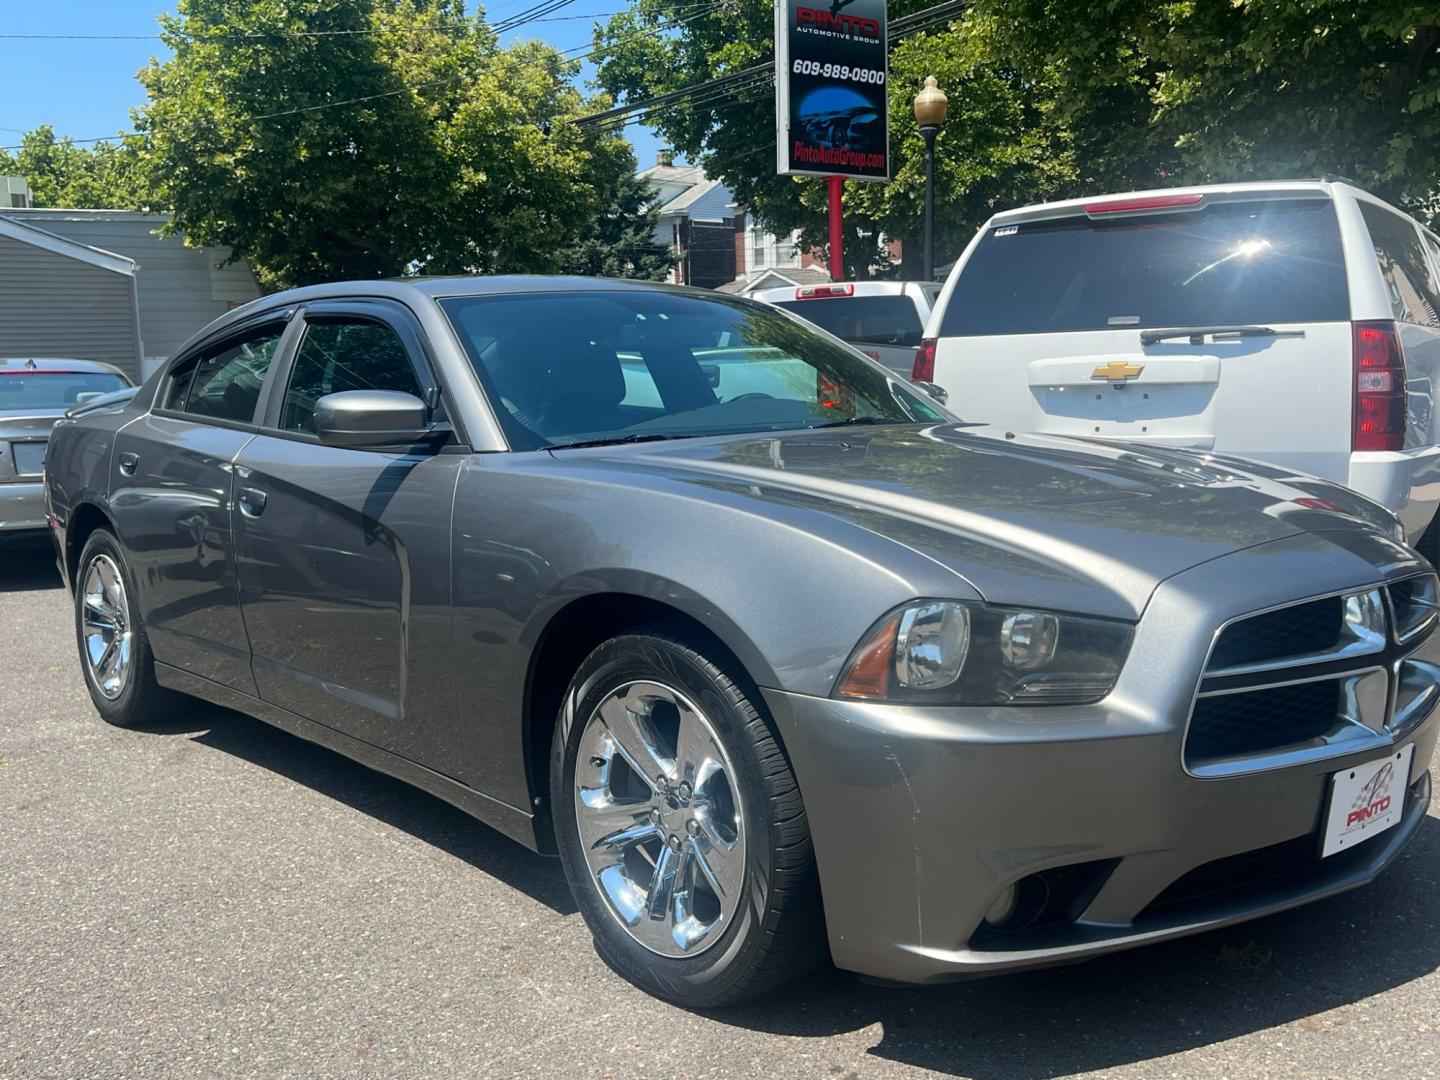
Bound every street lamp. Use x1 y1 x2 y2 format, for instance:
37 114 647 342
912 75 948 281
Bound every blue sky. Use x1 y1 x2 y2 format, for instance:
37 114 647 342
0 0 667 166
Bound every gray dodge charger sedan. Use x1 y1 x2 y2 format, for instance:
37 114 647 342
43 277 1440 1007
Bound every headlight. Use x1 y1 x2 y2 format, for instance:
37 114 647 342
835 599 1133 706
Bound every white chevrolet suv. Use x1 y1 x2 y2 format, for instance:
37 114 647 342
921 180 1440 556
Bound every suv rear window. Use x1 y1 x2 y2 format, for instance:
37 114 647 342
775 295 924 347
940 199 1350 337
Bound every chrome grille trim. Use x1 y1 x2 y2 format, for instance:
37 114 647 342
1183 576 1440 779
1203 589 1384 680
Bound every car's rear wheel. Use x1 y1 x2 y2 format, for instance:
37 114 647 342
74 529 176 727
552 624 825 1007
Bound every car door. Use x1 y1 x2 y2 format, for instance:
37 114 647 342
231 300 463 758
109 314 297 695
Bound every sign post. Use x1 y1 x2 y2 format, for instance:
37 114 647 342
775 0 889 280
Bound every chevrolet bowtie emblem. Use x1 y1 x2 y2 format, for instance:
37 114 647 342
1091 361 1145 383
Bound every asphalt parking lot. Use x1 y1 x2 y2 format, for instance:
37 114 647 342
3 540 1440 1079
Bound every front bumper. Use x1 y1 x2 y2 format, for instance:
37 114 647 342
766 531 1440 985
0 481 47 534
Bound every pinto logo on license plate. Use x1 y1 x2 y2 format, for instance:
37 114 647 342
1322 745 1413 857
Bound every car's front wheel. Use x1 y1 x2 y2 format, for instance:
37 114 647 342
552 625 825 1007
74 528 176 727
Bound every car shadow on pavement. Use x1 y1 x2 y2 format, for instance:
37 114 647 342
132 701 579 917
716 812 1440 1079
0 539 62 591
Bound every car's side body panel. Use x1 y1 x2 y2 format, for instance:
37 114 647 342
233 434 464 756
109 413 258 694
444 448 974 810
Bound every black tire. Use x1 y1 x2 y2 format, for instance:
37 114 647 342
73 528 177 727
551 624 826 1007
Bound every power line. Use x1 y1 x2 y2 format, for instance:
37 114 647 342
0 4 725 151
573 0 972 128
0 2 721 41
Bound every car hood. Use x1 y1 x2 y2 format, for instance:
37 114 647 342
565 423 1400 620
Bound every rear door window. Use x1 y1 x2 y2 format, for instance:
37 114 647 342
775 295 925 346
940 199 1350 337
166 325 285 423
1358 201 1440 327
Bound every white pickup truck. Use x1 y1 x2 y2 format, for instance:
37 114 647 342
921 180 1440 557
755 281 939 379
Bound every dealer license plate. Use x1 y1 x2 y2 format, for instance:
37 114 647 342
1322 744 1414 858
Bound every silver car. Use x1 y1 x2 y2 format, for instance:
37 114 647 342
42 277 1439 1007
0 358 131 537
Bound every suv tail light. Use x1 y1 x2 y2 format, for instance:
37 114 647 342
1353 320 1407 452
912 338 937 382
796 284 854 299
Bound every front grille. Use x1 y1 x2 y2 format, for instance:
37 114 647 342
1184 578 1440 774
1208 595 1343 671
1185 680 1341 767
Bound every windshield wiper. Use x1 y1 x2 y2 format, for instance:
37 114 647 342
549 432 693 450
1138 325 1307 346
807 416 900 430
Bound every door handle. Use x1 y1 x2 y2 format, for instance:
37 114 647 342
238 486 268 517
118 451 139 476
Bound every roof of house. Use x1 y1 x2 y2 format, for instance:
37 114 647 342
0 215 136 276
655 177 725 217
717 266 832 294
636 163 707 186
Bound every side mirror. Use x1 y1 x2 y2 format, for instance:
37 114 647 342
913 381 949 406
313 390 432 449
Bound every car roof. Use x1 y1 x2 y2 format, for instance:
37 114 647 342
0 357 130 378
187 275 760 355
752 281 925 301
988 179 1368 226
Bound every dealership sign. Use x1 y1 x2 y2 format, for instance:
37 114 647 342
774 0 889 180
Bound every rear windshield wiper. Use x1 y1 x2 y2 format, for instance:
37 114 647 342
549 432 692 450
1138 325 1307 346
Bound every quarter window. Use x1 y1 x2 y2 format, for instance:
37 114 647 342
1358 202 1440 327
279 319 423 434
166 325 285 422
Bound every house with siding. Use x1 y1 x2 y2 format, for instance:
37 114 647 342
0 215 143 380
639 155 741 290
0 205 262 381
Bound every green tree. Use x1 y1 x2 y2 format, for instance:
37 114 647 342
555 154 674 279
136 0 631 288
972 0 1440 217
0 126 150 208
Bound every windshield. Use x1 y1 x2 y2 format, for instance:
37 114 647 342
441 290 945 449
0 370 130 411
773 295 925 347
941 198 1350 336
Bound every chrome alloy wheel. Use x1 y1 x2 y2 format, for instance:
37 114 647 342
573 680 746 957
81 554 133 700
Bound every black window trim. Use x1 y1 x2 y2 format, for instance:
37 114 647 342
152 309 301 432
256 298 462 449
